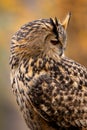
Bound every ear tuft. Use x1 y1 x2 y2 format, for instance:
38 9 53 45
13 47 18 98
55 17 58 26
62 12 71 30
50 18 58 39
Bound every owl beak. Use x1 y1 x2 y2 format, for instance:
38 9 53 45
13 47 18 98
62 12 71 30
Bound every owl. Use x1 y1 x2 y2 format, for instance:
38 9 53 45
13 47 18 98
10 13 87 130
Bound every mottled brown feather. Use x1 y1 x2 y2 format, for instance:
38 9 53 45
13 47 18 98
10 16 87 130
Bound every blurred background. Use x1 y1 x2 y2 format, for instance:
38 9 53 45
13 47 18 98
0 0 87 130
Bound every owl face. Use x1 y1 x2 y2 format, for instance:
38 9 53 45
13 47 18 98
44 18 67 56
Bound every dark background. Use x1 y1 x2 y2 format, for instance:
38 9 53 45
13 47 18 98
0 0 87 130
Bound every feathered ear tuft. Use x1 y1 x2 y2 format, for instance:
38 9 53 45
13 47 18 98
50 18 56 27
50 18 58 39
55 17 58 26
62 12 71 30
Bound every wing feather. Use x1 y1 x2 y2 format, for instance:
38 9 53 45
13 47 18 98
19 58 87 127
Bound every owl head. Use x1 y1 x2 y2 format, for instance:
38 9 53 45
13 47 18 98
10 13 71 67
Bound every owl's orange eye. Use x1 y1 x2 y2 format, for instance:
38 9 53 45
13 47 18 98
51 40 60 45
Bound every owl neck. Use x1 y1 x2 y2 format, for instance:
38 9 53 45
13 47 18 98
43 46 64 62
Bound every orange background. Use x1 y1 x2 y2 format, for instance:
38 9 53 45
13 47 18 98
0 0 87 130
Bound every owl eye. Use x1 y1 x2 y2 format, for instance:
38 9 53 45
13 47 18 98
51 39 60 45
